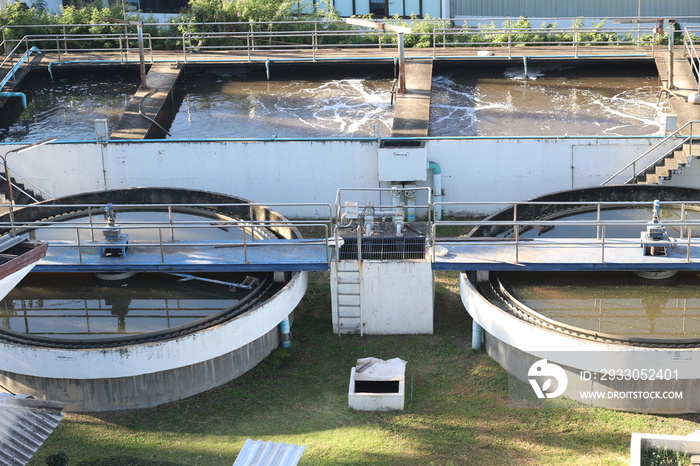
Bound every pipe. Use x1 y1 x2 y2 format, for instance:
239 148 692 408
0 92 27 108
391 185 402 222
471 319 483 350
405 185 416 221
279 317 291 348
428 161 442 221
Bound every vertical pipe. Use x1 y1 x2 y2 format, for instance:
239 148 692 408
279 317 291 348
405 185 416 221
136 23 148 89
668 20 675 89
428 161 442 221
398 33 406 94
391 185 402 222
471 320 483 350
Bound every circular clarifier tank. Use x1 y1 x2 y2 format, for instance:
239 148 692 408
461 185 700 413
0 188 307 412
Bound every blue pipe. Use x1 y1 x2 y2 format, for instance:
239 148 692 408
428 161 442 221
0 92 27 108
471 320 483 350
279 317 291 348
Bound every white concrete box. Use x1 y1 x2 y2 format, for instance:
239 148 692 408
348 358 406 411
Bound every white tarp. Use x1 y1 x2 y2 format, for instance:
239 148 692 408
354 357 406 381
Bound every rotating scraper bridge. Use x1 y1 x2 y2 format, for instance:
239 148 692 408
10 192 700 274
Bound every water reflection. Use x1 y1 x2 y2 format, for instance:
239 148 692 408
0 272 257 339
503 271 700 339
501 206 700 340
0 68 139 142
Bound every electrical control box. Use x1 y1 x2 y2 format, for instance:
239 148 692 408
377 146 427 182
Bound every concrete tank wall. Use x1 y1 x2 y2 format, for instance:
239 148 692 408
1 136 667 218
460 272 700 414
0 271 308 411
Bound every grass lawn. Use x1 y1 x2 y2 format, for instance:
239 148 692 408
31 271 700 465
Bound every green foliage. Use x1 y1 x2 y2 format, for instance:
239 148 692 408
76 456 182 466
45 451 69 466
640 445 691 466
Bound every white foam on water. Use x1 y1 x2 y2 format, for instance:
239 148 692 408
429 69 667 137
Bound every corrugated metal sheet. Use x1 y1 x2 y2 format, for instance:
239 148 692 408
451 0 700 21
0 396 65 466
232 439 306 466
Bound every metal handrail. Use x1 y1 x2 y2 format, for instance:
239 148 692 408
15 33 154 64
432 25 660 59
0 168 53 203
684 27 700 92
430 199 700 263
0 19 682 65
334 187 433 222
0 201 334 265
601 121 700 185
0 37 33 87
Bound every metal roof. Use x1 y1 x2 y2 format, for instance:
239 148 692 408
0 396 65 466
232 439 306 466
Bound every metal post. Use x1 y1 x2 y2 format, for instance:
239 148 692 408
88 206 95 242
136 23 148 89
514 222 519 263
158 228 165 263
398 32 406 94
77 229 83 264
668 20 676 89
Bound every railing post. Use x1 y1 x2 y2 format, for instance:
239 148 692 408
681 202 686 239
77 228 83 264
514 221 519 263
159 227 165 264
247 33 252 62
88 206 95 242
668 20 676 89
687 226 692 262
243 226 249 263
507 27 512 59
168 205 174 242
601 225 606 263
357 222 362 261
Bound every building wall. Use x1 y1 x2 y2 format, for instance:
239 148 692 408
2 136 668 218
450 0 700 21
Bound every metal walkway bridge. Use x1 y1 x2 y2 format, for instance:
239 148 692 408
4 198 700 274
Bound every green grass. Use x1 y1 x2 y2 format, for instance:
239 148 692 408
31 271 700 465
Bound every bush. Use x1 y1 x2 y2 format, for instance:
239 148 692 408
640 445 690 466
46 451 69 466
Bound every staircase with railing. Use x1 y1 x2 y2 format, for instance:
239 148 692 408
602 121 700 185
